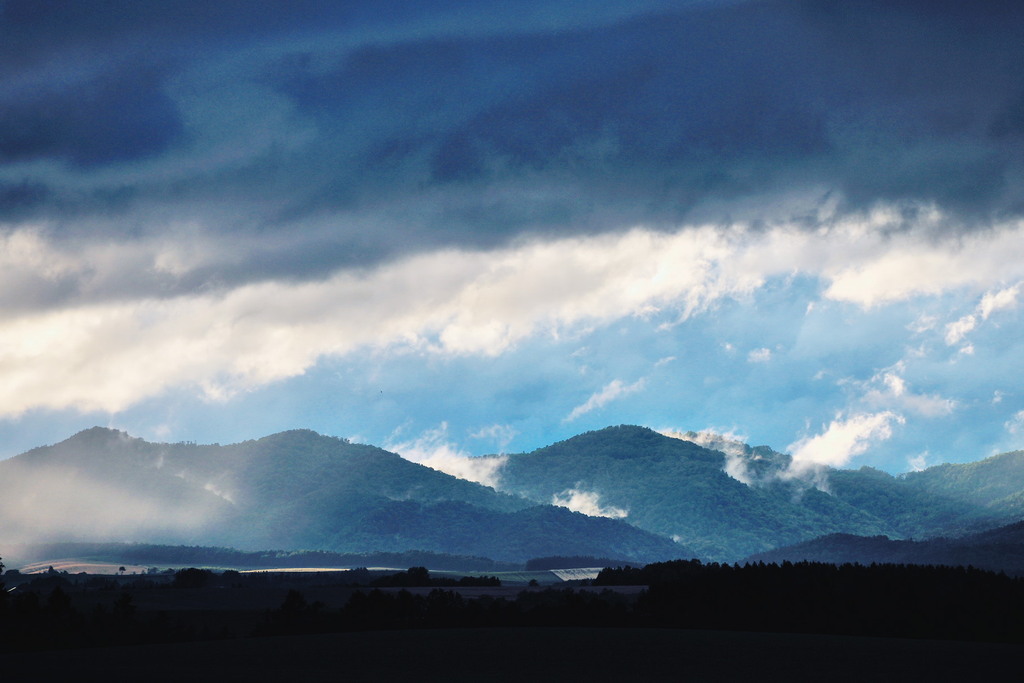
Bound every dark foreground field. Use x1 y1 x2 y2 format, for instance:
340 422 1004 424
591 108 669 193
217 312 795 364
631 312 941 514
5 560 1024 680
2 627 1020 682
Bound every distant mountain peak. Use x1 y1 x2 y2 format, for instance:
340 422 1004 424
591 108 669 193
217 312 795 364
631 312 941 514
257 428 331 440
545 425 706 459
69 425 136 442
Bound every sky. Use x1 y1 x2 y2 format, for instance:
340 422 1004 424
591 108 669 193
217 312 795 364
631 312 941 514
2 0 1024 476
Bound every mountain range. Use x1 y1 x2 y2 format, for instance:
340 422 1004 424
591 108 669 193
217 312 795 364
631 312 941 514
0 427 682 563
488 426 1022 560
1 425 1022 565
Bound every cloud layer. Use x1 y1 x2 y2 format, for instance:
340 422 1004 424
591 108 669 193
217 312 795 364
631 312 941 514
2 2 1024 472
3 212 1024 419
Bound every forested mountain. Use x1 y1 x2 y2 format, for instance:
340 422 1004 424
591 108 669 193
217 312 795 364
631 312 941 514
0 427 683 563
2 425 1023 566
903 451 1024 516
489 426 890 560
822 451 1024 542
827 466 1010 539
489 426 1022 561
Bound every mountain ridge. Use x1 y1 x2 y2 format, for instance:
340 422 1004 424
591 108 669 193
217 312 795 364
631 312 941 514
3 424 1024 565
0 426 685 564
485 425 1024 560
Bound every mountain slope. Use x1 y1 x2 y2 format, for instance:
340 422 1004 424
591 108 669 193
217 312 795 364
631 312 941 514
0 427 684 563
901 451 1024 517
827 466 1008 539
489 425 1024 561
5 424 1024 565
489 425 894 561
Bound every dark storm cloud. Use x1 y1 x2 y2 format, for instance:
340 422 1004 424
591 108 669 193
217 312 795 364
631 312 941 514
0 0 356 51
253 0 1024 240
279 4 1019 197
0 179 47 213
0 65 181 166
2 0 1022 285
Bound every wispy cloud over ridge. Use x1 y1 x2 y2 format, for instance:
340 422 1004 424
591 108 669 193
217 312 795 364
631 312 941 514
785 412 905 486
552 488 629 519
661 428 758 485
386 422 506 488
565 378 648 423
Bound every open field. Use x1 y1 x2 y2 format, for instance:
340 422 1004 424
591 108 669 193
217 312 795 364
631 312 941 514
18 560 155 575
1 627 1020 682
432 569 566 586
238 566 361 573
7 554 579 586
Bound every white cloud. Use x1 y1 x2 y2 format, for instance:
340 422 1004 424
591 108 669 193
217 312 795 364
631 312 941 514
0 228 79 285
907 314 937 334
945 315 977 345
785 411 904 484
907 452 929 472
861 368 956 418
819 213 1024 307
469 423 519 453
551 488 628 519
0 223 756 416
1004 410 1024 436
564 378 646 422
386 423 506 488
942 282 1021 348
979 283 1021 320
4 208 1024 418
747 348 772 363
